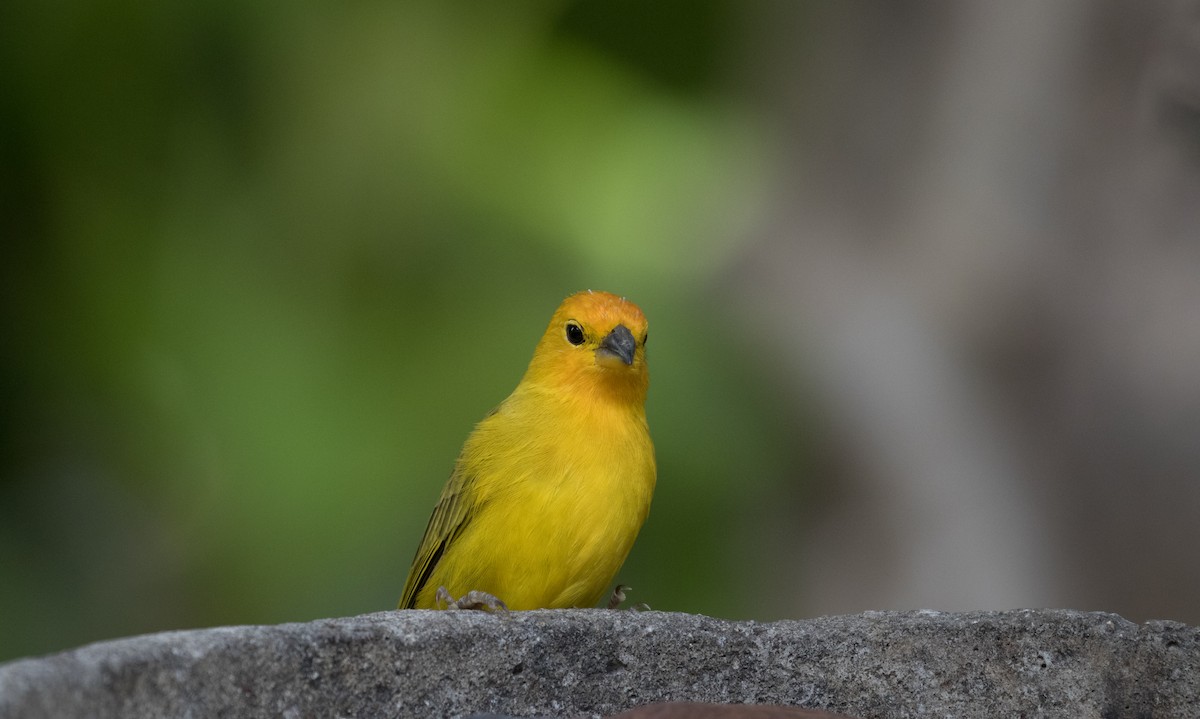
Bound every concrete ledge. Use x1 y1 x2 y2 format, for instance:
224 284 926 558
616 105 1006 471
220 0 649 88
0 609 1196 718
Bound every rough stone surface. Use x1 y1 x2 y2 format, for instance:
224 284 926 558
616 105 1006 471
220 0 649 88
0 609 1196 718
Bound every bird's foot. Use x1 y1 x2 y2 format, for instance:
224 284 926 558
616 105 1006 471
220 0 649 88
607 584 651 611
606 584 630 609
435 586 508 612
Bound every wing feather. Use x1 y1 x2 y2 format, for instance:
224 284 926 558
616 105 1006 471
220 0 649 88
398 463 478 609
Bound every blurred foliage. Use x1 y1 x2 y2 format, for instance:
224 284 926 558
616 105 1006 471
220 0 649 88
0 0 805 661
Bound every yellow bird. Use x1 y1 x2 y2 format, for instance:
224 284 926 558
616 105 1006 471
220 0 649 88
399 290 655 610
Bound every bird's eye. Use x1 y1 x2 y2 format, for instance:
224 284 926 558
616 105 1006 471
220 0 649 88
642 333 648 346
565 321 585 346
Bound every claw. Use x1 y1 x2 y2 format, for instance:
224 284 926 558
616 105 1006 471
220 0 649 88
607 584 631 609
435 586 508 612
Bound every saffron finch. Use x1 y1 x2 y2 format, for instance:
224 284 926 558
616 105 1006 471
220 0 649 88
399 290 655 610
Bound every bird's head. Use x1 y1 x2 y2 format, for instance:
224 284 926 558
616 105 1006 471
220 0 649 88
525 290 649 406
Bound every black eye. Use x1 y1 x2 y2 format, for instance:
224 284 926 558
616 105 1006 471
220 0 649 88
565 321 585 346
642 333 648 346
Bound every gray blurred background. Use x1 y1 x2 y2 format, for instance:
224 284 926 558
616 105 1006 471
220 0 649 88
2 0 1199 663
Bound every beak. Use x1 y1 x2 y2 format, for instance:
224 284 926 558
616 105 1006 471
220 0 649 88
596 324 637 367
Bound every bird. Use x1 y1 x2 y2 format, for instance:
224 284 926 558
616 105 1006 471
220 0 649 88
399 290 655 611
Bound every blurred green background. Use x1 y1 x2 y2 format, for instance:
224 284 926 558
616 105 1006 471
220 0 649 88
6 0 1200 664
0 0 797 662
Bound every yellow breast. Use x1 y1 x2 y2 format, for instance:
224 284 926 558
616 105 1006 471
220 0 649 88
420 391 655 609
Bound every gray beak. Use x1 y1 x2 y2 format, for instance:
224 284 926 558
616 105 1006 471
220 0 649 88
597 324 636 366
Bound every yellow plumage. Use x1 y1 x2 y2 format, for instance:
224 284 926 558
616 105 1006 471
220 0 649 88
399 290 655 610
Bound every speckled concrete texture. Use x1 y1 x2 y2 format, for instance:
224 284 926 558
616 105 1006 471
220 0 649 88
0 609 1195 718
